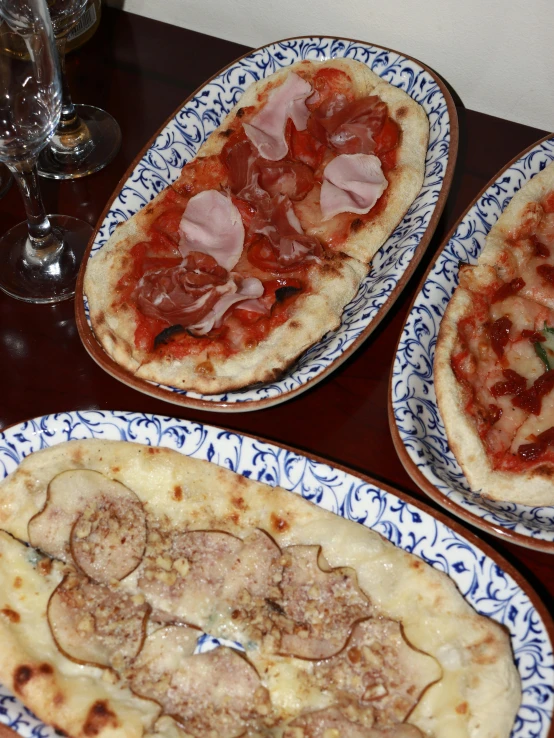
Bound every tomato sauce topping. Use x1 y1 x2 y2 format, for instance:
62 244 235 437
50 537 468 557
490 369 527 398
512 369 554 415
537 264 554 285
489 316 512 357
532 235 550 258
491 277 525 303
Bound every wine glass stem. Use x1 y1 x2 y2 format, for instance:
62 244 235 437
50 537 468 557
10 160 60 254
56 36 78 130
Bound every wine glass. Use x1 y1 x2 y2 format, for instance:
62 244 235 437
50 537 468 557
37 0 121 180
0 163 12 197
0 0 92 303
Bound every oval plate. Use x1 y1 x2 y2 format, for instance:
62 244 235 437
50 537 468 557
0 410 552 737
75 35 457 412
390 134 554 552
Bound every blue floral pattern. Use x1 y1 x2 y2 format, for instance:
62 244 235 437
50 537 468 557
83 37 453 408
0 410 552 738
391 137 554 544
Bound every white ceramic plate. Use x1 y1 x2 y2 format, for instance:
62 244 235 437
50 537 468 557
390 134 554 552
0 410 553 737
76 35 457 412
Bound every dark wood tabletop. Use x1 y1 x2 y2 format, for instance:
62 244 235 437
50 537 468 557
1 7 552 611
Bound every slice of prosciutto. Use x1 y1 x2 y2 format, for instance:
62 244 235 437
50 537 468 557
244 72 312 161
320 153 388 221
178 189 244 271
134 252 264 337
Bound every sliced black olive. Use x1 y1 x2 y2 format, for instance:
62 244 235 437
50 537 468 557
275 286 301 303
154 324 186 348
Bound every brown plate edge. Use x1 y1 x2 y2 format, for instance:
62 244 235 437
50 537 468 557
387 131 554 553
74 36 459 413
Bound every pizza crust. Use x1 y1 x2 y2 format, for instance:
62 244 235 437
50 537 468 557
0 439 520 738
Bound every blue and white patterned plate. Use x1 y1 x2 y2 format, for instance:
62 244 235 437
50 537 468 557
391 134 554 552
0 410 552 737
76 36 457 412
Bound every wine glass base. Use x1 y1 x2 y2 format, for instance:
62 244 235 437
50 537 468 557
37 105 121 180
0 215 93 304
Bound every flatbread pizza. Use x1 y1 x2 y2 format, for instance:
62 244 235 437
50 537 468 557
435 160 554 505
84 58 428 394
0 439 520 738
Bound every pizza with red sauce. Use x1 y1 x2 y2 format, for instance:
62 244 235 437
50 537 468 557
435 161 554 505
85 58 428 394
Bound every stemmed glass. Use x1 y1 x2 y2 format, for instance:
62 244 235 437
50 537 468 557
0 0 92 303
37 0 121 180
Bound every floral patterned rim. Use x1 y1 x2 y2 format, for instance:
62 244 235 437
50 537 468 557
75 35 458 412
0 410 552 737
390 133 554 552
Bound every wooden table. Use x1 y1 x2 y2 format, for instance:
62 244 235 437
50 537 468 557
1 8 552 613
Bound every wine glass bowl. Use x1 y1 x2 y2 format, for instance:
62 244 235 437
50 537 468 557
0 27 61 161
37 0 121 179
0 0 92 303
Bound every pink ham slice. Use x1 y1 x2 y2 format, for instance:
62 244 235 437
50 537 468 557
187 275 264 334
320 153 388 221
178 189 245 271
244 72 312 161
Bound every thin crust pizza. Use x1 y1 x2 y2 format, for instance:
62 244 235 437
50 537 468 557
84 58 428 394
435 160 554 505
0 440 520 738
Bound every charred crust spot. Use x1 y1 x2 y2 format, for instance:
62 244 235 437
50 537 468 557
154 324 186 349
54 693 65 707
229 512 240 525
236 108 245 118
111 466 121 473
350 218 363 232
83 701 119 736
456 702 468 714
288 321 300 330
147 447 161 455
54 726 68 736
231 496 246 510
39 663 54 675
275 285 302 303
195 360 215 377
13 665 33 693
1 607 20 623
172 485 183 501
270 513 289 532
13 576 22 589
410 559 423 569
532 464 554 478
219 129 233 137
96 311 106 326
396 105 408 119
71 447 84 465
321 262 341 278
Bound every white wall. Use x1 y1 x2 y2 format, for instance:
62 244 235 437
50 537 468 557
109 0 554 132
